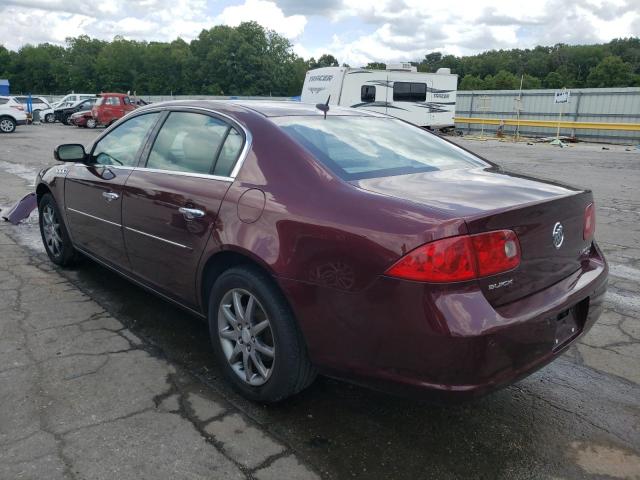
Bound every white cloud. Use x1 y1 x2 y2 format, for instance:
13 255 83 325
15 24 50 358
1 0 639 66
216 0 307 39
316 0 640 66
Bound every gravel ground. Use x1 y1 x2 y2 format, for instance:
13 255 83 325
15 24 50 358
0 123 638 479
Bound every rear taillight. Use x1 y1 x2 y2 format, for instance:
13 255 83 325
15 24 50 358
470 229 520 277
385 230 521 283
583 203 595 240
385 236 476 282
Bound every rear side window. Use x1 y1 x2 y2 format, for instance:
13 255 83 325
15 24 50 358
393 82 426 102
147 112 230 175
274 116 485 180
361 85 376 102
0 98 8 105
124 96 131 105
92 113 160 167
214 128 243 177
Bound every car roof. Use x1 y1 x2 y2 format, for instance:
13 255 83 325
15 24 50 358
137 99 384 118
99 92 127 97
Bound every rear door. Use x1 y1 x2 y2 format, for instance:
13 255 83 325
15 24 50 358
64 112 161 270
122 109 245 307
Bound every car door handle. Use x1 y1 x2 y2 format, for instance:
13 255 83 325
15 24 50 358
178 207 205 220
102 191 119 202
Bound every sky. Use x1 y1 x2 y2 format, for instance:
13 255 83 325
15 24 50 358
1 0 640 65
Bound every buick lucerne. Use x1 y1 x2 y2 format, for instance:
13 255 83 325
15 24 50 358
36 101 608 402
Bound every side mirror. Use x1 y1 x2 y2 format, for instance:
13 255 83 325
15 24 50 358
54 144 87 162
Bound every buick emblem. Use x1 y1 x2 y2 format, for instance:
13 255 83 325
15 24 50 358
552 222 564 249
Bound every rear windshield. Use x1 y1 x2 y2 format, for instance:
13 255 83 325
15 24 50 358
273 116 486 180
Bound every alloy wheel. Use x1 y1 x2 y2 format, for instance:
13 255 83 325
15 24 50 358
42 204 63 257
0 118 15 133
217 288 275 386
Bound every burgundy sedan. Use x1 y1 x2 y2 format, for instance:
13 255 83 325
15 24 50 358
36 101 607 402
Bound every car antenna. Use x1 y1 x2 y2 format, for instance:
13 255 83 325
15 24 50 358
315 96 330 119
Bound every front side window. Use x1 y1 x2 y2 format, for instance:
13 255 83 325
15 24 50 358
123 96 131 105
146 112 231 175
92 113 160 167
275 116 486 180
361 85 376 102
393 82 427 102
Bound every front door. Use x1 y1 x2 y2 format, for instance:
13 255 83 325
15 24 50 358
64 112 161 269
122 110 245 307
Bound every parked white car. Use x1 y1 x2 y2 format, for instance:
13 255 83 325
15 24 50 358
12 96 54 122
0 97 28 133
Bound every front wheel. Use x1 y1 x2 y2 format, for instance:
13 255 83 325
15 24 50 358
38 193 77 267
86 118 97 129
208 265 316 402
0 116 16 133
62 114 71 125
45 113 54 123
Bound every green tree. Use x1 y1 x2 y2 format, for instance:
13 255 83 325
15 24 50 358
365 62 386 70
65 35 106 92
521 73 542 89
459 74 484 90
492 70 520 89
309 54 339 69
586 56 635 87
0 45 11 77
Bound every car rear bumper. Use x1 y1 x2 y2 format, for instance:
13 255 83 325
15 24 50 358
279 242 608 401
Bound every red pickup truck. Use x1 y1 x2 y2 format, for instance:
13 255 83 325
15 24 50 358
91 93 137 126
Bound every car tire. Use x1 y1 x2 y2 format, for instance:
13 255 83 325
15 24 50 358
45 113 54 123
38 193 77 267
86 118 97 129
0 116 16 133
208 265 316 403
62 114 71 125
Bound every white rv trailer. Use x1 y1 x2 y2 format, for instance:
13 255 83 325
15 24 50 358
300 63 458 129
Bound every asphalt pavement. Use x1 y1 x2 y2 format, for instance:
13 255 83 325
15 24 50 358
0 123 639 479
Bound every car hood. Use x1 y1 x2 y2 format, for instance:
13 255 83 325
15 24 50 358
349 167 583 218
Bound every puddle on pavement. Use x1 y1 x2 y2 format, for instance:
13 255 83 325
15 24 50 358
568 441 640 480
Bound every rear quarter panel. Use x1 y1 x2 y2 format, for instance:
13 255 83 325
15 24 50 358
198 110 467 309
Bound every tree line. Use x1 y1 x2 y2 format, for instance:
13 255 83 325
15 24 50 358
0 22 638 95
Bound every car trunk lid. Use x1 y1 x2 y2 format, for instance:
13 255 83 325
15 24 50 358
352 167 593 305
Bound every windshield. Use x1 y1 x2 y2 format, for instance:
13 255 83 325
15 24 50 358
273 116 487 180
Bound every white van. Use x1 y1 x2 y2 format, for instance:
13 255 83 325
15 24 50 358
301 64 458 129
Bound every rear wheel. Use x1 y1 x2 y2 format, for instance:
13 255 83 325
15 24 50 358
62 114 71 125
208 265 316 402
0 116 16 133
38 193 77 267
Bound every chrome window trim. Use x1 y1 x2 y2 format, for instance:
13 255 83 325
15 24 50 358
127 104 252 179
72 163 136 170
67 207 121 227
125 226 192 250
133 167 233 182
